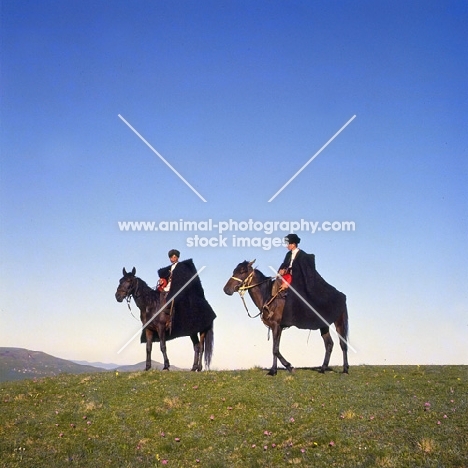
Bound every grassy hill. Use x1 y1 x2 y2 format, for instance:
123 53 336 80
0 348 106 382
0 365 466 467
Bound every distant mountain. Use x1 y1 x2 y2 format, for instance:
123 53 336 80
0 348 185 382
0 348 107 382
114 361 184 372
72 360 185 372
72 360 120 370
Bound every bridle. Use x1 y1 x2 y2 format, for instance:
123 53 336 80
118 276 140 319
230 268 272 318
230 270 255 294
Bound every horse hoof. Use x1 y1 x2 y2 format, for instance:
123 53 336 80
267 370 277 376
163 367 170 371
287 366 295 373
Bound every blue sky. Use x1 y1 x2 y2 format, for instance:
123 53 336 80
1 1 467 370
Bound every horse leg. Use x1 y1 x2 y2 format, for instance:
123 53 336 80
335 310 349 374
157 325 170 370
145 329 153 371
190 334 202 372
267 324 293 376
319 326 334 373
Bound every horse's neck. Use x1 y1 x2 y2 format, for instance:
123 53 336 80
247 271 271 311
133 278 154 310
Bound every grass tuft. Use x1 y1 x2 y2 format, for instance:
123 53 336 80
417 437 436 453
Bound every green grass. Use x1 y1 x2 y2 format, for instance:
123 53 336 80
1 366 467 467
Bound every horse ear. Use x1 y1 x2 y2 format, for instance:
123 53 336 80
123 267 127 276
248 259 256 266
131 267 136 275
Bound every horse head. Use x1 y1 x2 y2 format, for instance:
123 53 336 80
223 260 256 295
115 267 137 302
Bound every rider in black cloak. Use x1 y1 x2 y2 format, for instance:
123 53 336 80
157 249 216 340
279 234 345 330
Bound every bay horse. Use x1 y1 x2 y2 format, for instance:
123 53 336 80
223 260 349 375
115 267 214 372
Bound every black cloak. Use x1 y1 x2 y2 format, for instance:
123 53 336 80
155 258 216 340
279 250 346 330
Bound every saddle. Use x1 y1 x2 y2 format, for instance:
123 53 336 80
263 277 288 319
270 274 291 296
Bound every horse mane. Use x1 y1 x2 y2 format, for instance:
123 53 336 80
135 276 151 290
135 276 160 307
251 266 274 303
252 267 270 282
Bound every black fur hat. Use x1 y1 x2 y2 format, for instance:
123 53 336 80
284 233 301 245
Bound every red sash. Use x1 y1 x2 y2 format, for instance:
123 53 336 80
281 273 292 286
157 278 168 292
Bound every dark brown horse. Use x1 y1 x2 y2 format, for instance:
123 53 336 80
115 267 214 372
223 260 349 375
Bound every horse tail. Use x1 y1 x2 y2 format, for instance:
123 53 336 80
341 302 349 345
204 324 214 370
344 307 349 341
335 297 349 349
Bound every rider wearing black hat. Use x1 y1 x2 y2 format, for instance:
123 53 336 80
157 250 216 339
284 233 301 245
277 233 319 323
278 233 303 278
277 234 346 331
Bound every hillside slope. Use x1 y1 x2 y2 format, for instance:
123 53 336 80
0 347 106 382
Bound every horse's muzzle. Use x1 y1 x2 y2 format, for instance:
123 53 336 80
115 292 125 302
223 284 236 296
